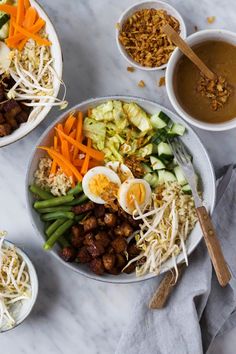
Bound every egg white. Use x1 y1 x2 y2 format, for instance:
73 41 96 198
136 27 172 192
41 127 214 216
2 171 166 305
118 178 152 215
82 166 121 204
106 161 133 181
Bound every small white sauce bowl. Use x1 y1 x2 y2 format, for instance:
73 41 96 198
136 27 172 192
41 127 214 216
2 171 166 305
0 240 38 333
166 29 236 131
116 0 187 71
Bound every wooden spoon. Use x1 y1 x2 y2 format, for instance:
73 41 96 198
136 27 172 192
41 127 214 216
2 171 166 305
149 264 185 309
162 24 216 81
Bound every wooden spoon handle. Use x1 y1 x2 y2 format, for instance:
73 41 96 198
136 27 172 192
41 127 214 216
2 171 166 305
149 264 185 309
162 24 216 80
196 206 231 287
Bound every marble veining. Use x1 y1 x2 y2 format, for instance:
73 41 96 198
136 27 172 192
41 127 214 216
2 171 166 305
1 0 236 353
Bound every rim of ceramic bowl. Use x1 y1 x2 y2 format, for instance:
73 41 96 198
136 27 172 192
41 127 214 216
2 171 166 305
0 239 38 333
166 29 236 131
25 95 216 284
0 0 63 148
115 0 187 71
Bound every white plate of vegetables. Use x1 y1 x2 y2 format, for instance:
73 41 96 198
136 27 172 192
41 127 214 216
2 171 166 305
0 0 65 147
26 96 216 283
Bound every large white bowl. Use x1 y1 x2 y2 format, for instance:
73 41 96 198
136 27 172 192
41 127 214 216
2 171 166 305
116 0 187 71
26 96 216 284
166 29 236 131
0 239 38 333
0 0 63 147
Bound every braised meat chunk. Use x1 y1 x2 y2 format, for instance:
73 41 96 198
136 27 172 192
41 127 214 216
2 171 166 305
104 213 117 227
60 247 76 262
71 225 84 248
3 99 22 119
76 247 91 263
90 258 105 275
102 254 116 271
95 231 110 248
0 123 11 137
72 201 95 215
94 204 105 218
87 240 105 258
83 216 98 232
111 238 127 254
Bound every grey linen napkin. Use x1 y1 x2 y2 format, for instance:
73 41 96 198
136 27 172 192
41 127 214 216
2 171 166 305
116 170 236 354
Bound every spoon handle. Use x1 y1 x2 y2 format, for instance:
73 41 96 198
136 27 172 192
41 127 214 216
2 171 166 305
149 264 185 309
162 24 216 80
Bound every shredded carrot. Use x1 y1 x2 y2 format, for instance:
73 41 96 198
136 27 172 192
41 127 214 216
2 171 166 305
50 136 58 175
69 129 76 139
7 18 45 46
55 128 104 161
16 0 25 28
23 7 37 28
73 159 84 167
17 38 28 51
87 108 92 117
9 17 14 37
24 0 31 10
64 115 76 135
0 4 17 17
88 159 103 168
56 123 64 145
81 138 91 175
11 18 51 46
61 140 71 162
73 111 83 159
38 147 83 182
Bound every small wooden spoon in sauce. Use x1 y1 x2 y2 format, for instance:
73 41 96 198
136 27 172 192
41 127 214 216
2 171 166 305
162 24 216 80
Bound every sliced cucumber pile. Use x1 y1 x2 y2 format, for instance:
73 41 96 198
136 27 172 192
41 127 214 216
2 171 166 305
141 111 195 193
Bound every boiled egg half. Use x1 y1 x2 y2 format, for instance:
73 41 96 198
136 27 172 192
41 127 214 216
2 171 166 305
82 166 121 204
118 179 152 215
106 161 133 182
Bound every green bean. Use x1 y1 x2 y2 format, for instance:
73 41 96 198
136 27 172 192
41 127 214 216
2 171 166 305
66 194 88 206
38 206 72 214
74 213 86 222
41 211 75 222
45 219 66 237
44 220 74 250
29 185 53 200
67 182 83 195
34 194 74 209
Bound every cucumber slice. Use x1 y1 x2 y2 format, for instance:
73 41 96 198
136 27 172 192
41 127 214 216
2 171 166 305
151 128 169 145
138 143 153 157
144 173 159 188
157 142 173 160
150 113 167 129
174 166 187 186
141 163 152 174
158 111 170 124
182 184 192 194
168 123 186 137
0 13 9 30
158 170 177 183
150 156 165 170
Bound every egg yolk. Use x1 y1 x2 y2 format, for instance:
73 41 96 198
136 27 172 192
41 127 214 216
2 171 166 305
89 174 110 196
126 183 146 211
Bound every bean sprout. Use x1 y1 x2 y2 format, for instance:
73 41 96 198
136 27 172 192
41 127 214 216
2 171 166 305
122 182 198 278
0 231 31 331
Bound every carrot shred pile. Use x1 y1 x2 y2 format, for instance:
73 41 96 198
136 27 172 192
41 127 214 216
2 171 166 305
38 111 104 183
0 0 51 50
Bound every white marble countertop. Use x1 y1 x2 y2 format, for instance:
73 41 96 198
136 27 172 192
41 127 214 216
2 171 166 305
1 0 236 353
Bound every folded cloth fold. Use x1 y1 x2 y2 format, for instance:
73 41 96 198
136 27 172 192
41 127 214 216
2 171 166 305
116 170 236 354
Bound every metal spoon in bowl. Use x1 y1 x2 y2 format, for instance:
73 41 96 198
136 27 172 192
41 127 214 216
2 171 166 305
162 24 216 81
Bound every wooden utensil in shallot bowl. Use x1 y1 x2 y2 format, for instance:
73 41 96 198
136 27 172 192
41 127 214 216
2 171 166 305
162 23 216 80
